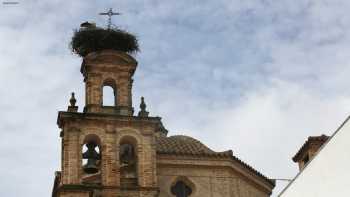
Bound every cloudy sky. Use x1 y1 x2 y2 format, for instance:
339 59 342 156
1 0 350 196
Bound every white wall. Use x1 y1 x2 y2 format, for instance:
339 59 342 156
279 116 350 197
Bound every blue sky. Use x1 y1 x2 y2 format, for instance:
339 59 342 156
1 0 350 196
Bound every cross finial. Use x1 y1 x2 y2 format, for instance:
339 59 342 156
99 8 121 29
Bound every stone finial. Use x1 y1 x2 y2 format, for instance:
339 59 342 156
68 92 78 112
138 97 149 117
70 92 76 107
140 97 146 111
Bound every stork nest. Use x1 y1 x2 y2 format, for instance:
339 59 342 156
70 27 139 57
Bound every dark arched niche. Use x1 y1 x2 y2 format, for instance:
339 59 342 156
171 177 195 197
119 136 138 187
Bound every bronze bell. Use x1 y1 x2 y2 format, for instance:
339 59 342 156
82 142 101 174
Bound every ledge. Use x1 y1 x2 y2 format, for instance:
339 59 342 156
57 111 168 135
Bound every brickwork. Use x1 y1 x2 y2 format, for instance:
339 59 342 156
81 50 137 115
54 111 163 197
59 191 90 197
157 156 273 197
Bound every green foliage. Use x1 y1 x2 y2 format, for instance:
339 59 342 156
70 27 139 57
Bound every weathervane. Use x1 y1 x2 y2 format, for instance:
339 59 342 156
99 8 121 29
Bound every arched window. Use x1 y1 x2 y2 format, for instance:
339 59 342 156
102 85 116 106
119 137 138 187
171 178 194 197
102 79 117 106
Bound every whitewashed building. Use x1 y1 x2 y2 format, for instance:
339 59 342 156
279 116 350 197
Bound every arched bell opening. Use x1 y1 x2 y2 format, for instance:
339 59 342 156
82 144 101 171
102 79 117 107
119 136 138 187
81 134 102 185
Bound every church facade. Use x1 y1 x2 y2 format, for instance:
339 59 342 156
51 49 275 197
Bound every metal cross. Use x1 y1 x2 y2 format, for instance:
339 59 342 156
99 8 121 29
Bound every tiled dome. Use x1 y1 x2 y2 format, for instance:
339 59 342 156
156 135 232 157
155 135 275 186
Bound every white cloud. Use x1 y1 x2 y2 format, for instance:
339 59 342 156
1 0 350 196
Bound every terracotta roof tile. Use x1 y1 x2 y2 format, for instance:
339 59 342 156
156 135 275 186
156 135 232 156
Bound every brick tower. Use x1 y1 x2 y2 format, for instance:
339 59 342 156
52 22 276 197
52 50 166 197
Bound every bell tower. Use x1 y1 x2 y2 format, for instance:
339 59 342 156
50 11 277 197
52 20 166 197
82 50 136 115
